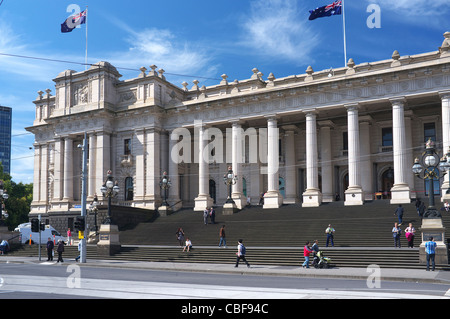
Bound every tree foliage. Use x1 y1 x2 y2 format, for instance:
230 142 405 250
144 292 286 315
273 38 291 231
0 163 33 231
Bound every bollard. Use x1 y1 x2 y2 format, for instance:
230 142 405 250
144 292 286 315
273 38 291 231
29 234 32 245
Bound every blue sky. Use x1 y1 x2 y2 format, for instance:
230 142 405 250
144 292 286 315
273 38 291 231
0 0 449 184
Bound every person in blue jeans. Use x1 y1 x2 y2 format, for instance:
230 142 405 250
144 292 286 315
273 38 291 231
425 237 437 271
302 241 313 268
325 224 335 247
395 204 404 225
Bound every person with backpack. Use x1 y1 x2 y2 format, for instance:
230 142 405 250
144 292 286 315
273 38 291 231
235 239 250 268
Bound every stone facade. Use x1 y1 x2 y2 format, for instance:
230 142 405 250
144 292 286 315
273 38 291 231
26 32 450 232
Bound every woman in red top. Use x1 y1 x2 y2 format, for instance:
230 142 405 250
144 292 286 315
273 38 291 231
302 241 313 268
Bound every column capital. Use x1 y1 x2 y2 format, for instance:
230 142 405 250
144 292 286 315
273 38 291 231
281 124 299 132
317 120 335 128
344 103 360 112
439 90 450 100
389 96 407 106
228 119 245 127
359 115 373 124
264 114 279 122
302 108 317 116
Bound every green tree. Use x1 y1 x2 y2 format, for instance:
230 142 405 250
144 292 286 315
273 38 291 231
0 163 33 230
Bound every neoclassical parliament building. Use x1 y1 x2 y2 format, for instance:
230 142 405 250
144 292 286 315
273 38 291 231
26 32 450 230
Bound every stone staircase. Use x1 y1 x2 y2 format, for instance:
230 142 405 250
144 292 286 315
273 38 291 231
6 200 450 270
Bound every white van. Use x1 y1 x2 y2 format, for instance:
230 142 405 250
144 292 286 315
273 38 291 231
14 222 66 244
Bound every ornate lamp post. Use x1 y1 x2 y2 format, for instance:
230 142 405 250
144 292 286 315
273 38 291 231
159 171 171 207
412 138 450 217
97 170 121 256
412 138 449 265
223 166 238 215
223 166 237 203
100 170 119 225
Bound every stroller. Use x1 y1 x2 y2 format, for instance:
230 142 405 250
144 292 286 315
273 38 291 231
312 251 332 269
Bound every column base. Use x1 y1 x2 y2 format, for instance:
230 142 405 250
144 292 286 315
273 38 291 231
158 205 173 217
231 193 246 209
419 218 448 265
194 195 214 211
223 202 239 215
390 184 411 204
344 187 364 206
97 224 121 256
263 191 283 209
302 189 322 207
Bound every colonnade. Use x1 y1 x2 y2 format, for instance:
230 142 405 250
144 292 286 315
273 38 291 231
31 92 450 213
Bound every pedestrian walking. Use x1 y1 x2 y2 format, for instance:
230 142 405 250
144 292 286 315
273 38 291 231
392 222 402 248
405 223 416 248
219 225 227 248
175 227 185 247
56 239 65 263
203 208 209 225
46 237 54 261
209 207 216 224
235 239 250 268
325 224 335 247
75 240 81 262
67 228 72 245
415 198 422 215
425 237 437 271
395 204 404 225
258 192 265 206
302 241 313 268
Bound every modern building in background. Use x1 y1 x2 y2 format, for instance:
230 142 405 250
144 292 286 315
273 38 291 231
0 106 12 175
26 31 450 232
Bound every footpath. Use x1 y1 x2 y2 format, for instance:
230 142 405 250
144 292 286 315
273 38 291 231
2 255 450 285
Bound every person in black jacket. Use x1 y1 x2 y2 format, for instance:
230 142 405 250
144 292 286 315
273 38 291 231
46 237 54 261
56 239 65 263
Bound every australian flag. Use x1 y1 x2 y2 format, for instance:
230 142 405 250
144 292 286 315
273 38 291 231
308 1 342 21
61 10 87 33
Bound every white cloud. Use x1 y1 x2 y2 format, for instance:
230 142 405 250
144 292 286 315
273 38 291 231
103 21 219 83
240 0 318 65
370 0 449 16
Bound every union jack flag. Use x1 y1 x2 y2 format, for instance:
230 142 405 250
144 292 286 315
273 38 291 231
309 1 342 21
61 9 87 33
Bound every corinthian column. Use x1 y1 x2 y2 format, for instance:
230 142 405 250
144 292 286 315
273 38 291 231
302 110 322 207
390 97 411 204
194 122 213 211
344 104 364 206
263 116 283 209
440 91 450 200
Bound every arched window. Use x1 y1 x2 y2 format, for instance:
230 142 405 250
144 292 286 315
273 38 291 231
125 177 133 201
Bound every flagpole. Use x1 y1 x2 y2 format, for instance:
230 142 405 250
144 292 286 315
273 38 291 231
85 6 88 71
342 0 347 66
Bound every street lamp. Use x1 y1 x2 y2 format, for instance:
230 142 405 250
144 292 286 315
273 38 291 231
412 138 450 218
159 171 171 207
223 166 237 204
100 170 119 225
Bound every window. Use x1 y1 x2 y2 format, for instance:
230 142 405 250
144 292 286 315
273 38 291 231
125 177 133 201
382 127 393 146
124 139 131 155
424 123 436 142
